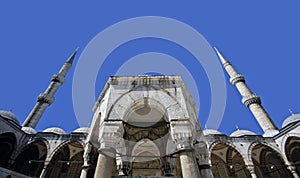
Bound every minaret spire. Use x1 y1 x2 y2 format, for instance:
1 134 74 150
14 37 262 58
214 47 228 64
214 47 278 136
22 49 78 128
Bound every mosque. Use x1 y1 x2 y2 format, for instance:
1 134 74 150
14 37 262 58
0 48 299 178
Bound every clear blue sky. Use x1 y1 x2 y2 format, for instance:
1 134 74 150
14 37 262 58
0 1 299 135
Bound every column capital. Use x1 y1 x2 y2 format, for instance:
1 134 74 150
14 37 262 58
287 164 298 176
99 121 124 150
246 165 257 177
170 120 194 150
82 143 93 167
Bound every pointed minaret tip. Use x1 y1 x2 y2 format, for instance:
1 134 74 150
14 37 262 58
66 47 79 64
213 47 228 65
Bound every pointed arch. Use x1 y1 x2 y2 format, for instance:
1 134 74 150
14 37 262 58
210 142 251 178
106 85 187 122
131 139 162 176
12 139 48 177
45 141 84 178
250 143 293 178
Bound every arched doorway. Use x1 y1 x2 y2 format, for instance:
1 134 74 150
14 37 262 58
12 140 47 177
285 136 300 174
0 133 16 168
251 144 293 178
121 97 171 176
45 141 83 178
210 143 250 178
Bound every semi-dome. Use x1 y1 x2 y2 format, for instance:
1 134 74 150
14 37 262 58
22 127 37 134
282 114 300 128
230 129 256 137
73 127 90 134
43 127 66 135
0 110 19 125
203 129 222 136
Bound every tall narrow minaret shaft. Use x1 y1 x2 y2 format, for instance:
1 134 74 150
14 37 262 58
214 48 278 135
22 49 78 128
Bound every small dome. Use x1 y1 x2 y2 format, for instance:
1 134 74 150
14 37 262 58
73 127 90 134
282 114 300 128
22 127 37 134
0 110 19 125
43 127 66 135
203 129 222 136
230 129 256 137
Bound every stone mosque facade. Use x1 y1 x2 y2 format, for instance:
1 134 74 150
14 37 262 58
0 48 299 178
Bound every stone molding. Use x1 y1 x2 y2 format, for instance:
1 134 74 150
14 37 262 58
242 94 261 107
170 120 194 150
37 93 54 105
230 74 245 85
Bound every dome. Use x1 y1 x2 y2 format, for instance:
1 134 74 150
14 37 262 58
73 127 90 134
230 129 256 137
203 129 222 136
282 114 300 128
22 127 37 134
0 110 19 125
43 127 66 135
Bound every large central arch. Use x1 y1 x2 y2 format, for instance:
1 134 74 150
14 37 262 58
106 85 188 122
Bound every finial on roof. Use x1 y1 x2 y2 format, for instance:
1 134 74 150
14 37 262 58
214 47 228 64
236 125 239 131
289 109 295 115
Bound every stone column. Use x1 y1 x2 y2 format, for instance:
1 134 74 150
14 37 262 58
246 165 257 178
94 148 115 178
80 143 93 178
195 141 213 178
170 120 201 178
93 121 123 178
161 157 174 176
179 151 201 178
287 164 299 178
39 162 49 178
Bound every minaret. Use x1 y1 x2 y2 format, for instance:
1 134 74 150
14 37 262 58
214 47 278 136
22 49 78 128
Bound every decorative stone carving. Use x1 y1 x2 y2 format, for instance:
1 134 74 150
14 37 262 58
242 94 261 107
230 74 245 85
37 93 54 105
99 121 124 152
51 74 65 84
170 120 194 150
82 142 92 167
